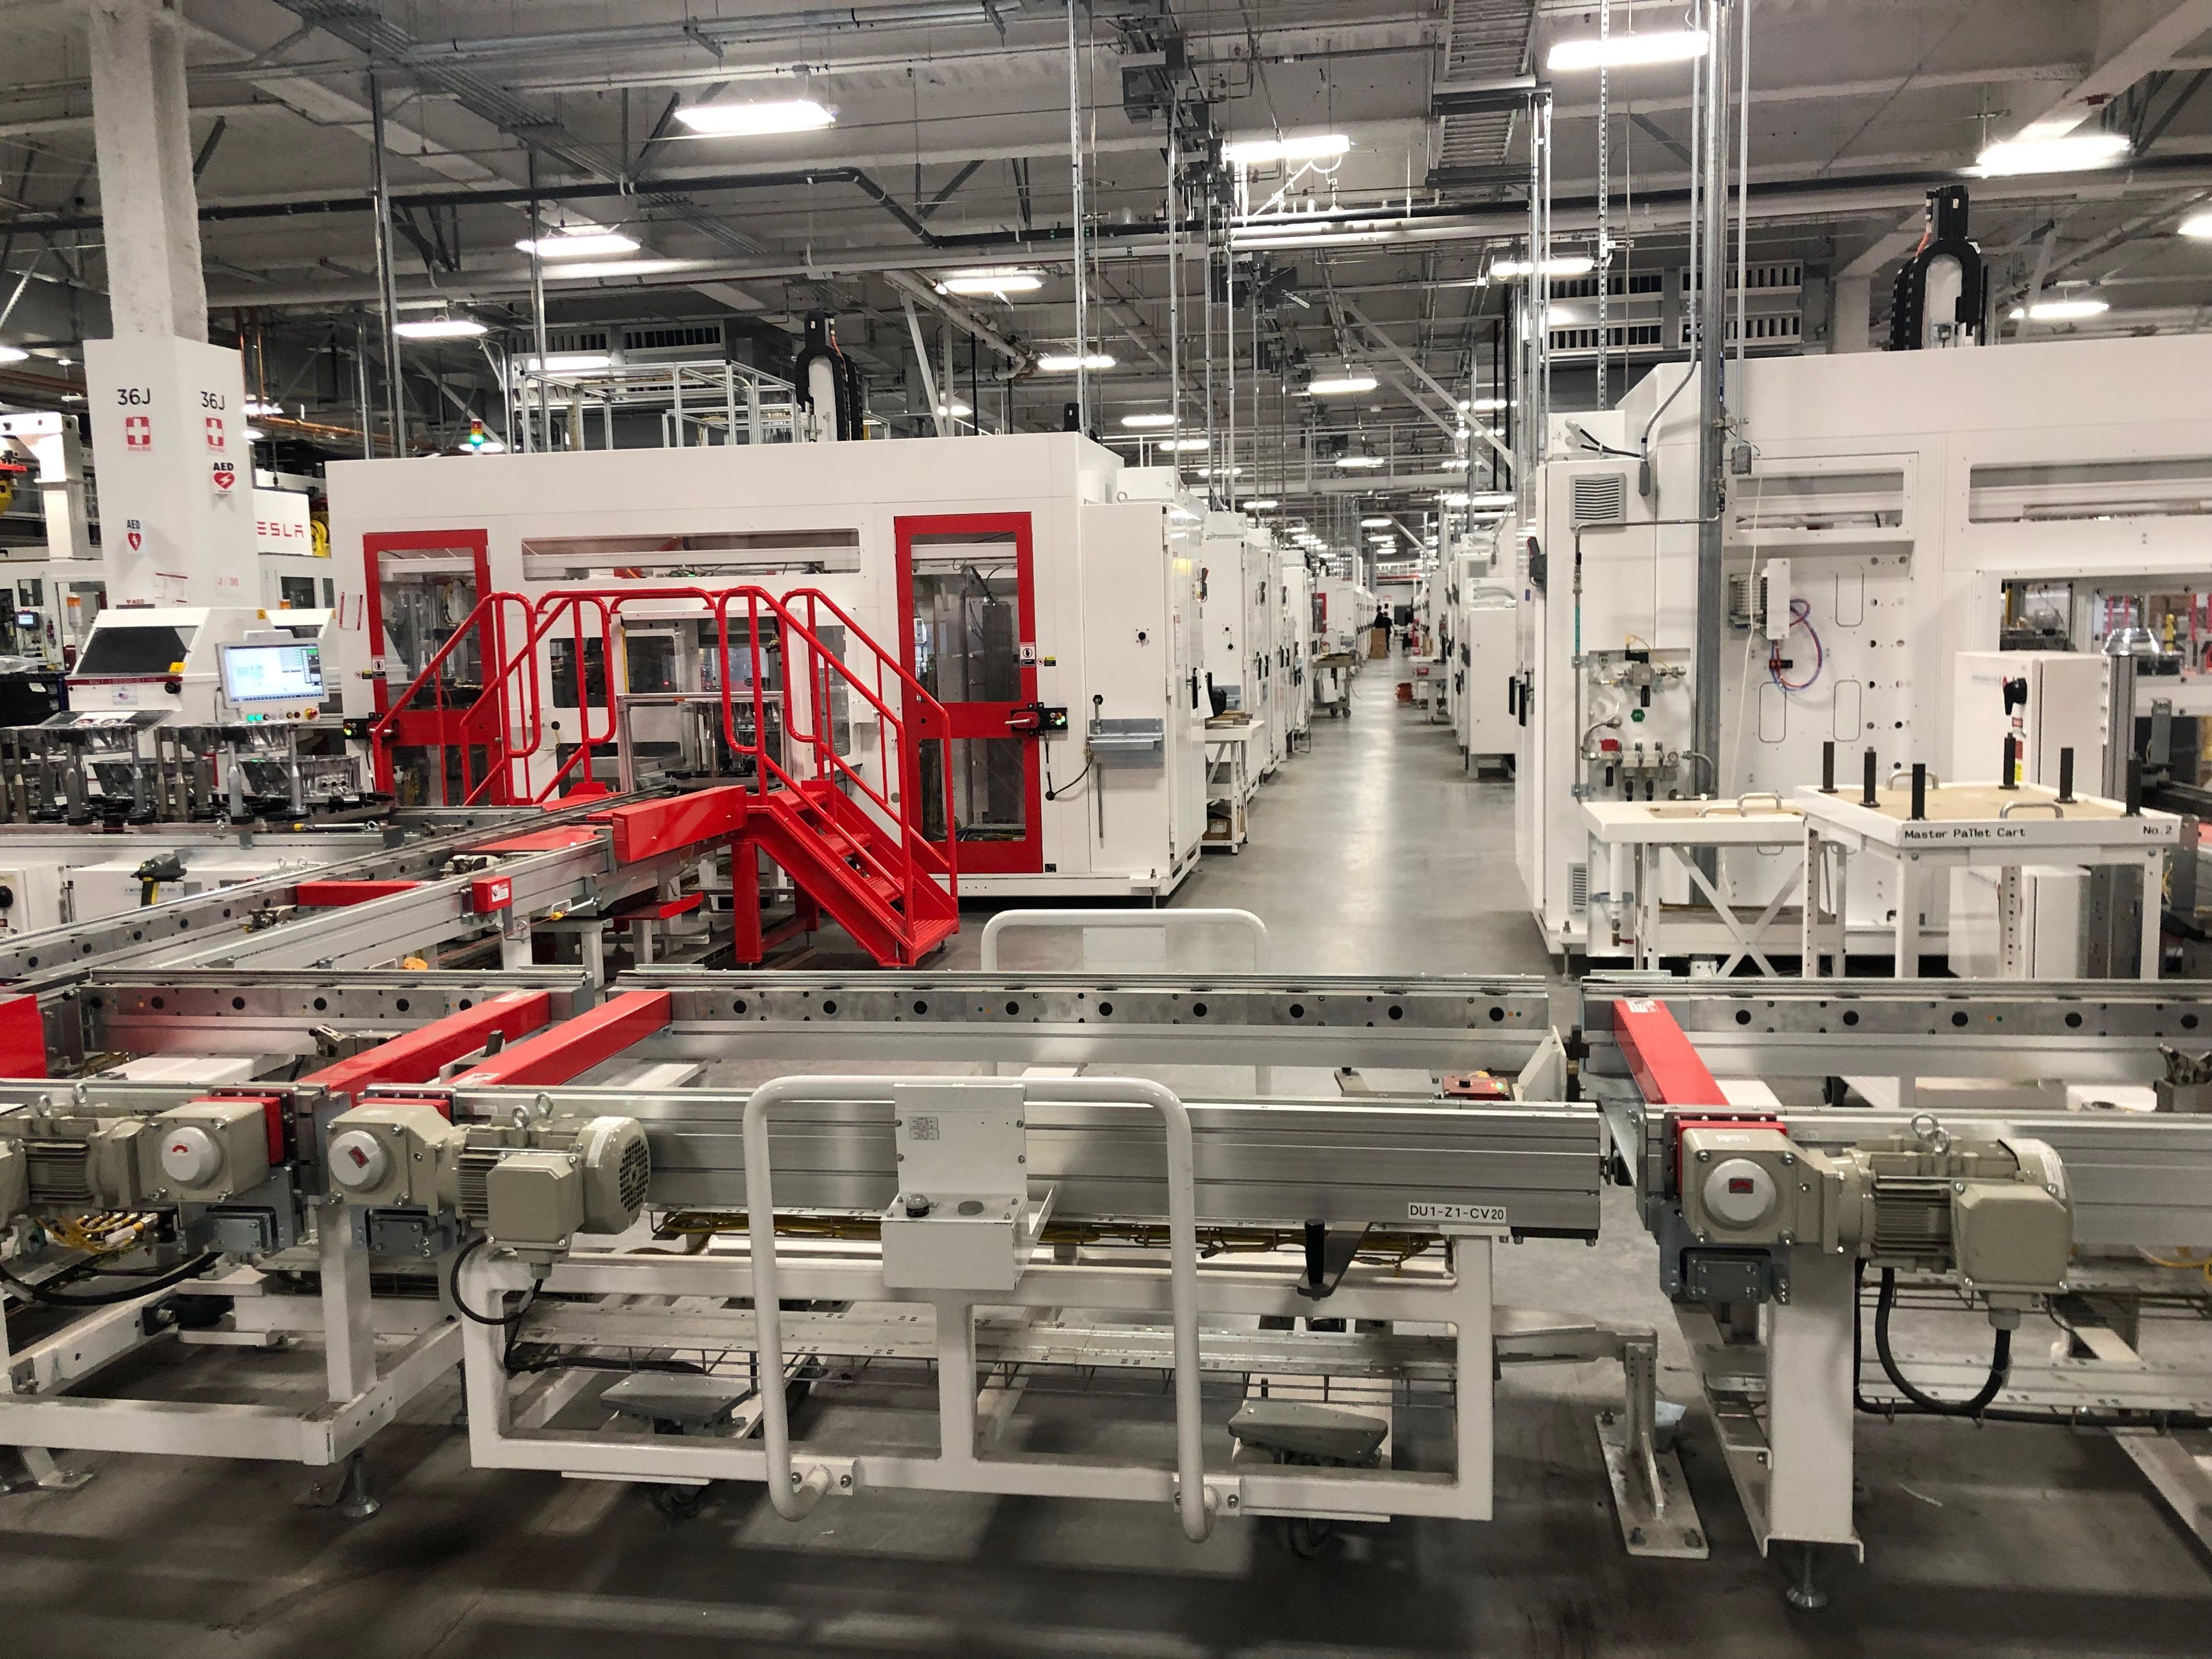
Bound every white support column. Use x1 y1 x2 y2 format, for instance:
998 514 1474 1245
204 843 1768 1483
1453 1238 1495 1520
87 0 207 342
318 1200 378 1403
1763 1248 1860 1553
935 1296 979 1472
1830 275 1871 354
82 0 254 610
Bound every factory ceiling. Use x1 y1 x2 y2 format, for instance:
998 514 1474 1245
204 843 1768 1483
3 0 2210 500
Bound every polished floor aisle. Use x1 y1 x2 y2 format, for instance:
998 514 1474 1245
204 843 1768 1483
2 661 2208 1658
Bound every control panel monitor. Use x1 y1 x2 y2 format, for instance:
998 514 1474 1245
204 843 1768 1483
221 642 325 705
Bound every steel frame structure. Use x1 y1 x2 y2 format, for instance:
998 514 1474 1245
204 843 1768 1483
1580 975 2212 1576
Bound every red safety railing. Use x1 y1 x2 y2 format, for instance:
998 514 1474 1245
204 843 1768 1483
370 584 958 954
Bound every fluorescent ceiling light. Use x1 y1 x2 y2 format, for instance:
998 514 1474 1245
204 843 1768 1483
1359 516 1392 527
1122 411 1177 428
1036 352 1115 371
938 267 1043 297
0 345 29 364
2182 211 2212 239
1975 131 2129 176
675 98 836 137
1223 133 1351 166
1489 254 1595 279
1439 492 1471 507
1160 437 1210 452
2010 296 2110 322
1548 29 1710 73
1460 396 1506 412
1307 374 1379 396
935 400 973 417
244 399 283 417
394 316 488 340
518 353 614 375
1228 228 1393 251
1242 498 1279 510
516 231 640 258
540 258 695 279
243 427 267 442
1335 455 1386 470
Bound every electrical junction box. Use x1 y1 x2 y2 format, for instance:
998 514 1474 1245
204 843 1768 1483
140 1098 273 1201
1954 1180 2072 1296
1954 650 2106 787
470 874 515 914
484 1150 585 1261
878 1081 1053 1293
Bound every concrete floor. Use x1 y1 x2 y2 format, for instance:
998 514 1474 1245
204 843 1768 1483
3 653 2209 1656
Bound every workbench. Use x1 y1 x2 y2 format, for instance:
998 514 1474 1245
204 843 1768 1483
1795 780 2180 980
1581 794 1807 975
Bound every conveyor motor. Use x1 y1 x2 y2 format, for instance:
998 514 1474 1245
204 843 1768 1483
324 1102 650 1262
1673 1120 2071 1316
0 1098 277 1214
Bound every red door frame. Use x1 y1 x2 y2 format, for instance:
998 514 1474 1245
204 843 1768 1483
362 528 495 798
893 512 1042 875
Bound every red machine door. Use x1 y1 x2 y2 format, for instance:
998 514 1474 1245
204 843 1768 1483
363 529 495 803
894 512 1042 876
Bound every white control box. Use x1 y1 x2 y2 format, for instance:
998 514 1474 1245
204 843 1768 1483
878 1082 1052 1293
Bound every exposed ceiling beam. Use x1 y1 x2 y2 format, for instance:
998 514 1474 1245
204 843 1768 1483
1553 64 2085 122
2006 0 2212 143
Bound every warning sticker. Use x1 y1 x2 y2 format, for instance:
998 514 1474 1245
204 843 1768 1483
124 415 152 451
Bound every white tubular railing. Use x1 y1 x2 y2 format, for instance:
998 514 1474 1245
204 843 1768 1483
740 1073 1216 1542
978 907 1272 973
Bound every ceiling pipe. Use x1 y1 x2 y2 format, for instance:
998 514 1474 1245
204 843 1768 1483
40 151 2212 250
187 166 2212 313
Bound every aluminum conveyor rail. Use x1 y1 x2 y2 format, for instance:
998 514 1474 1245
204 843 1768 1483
618 967 1553 1074
428 1080 1605 1235
0 795 656 991
1580 975 2212 1086
46 966 1557 1096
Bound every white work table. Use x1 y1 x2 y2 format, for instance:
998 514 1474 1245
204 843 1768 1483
1202 721 1257 851
1581 795 1808 974
1795 780 2180 979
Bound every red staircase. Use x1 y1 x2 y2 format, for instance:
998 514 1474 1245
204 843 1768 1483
371 583 958 968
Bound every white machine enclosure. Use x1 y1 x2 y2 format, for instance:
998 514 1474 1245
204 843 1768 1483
1200 511 1284 770
1517 334 2212 961
330 433 1207 899
1454 584 1519 769
1314 575 1375 656
1277 557 1314 746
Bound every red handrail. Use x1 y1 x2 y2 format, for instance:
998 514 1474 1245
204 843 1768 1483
370 581 959 935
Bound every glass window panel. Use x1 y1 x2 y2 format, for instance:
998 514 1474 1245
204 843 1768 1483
910 560 1020 703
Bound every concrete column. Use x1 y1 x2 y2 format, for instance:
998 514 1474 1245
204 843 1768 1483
87 0 207 341
1831 275 1872 353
